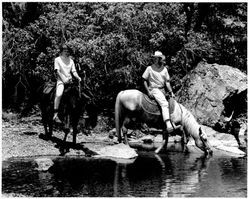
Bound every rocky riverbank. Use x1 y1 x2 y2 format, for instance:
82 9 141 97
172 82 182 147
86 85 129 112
2 111 116 161
2 110 247 162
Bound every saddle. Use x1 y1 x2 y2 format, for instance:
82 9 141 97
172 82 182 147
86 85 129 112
43 81 56 95
43 81 83 98
141 93 176 116
42 81 90 107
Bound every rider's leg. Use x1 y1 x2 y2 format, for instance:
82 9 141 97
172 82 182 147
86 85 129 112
53 82 64 123
151 88 174 132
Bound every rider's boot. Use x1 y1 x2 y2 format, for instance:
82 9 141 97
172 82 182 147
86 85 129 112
165 119 182 133
165 119 174 133
53 111 62 123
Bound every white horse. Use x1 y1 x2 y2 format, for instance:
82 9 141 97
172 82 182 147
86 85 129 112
115 89 213 155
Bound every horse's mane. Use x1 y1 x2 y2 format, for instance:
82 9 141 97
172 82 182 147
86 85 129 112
64 83 79 97
180 104 200 138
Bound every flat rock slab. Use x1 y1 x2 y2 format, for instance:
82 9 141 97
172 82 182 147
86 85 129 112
94 143 138 160
128 126 246 157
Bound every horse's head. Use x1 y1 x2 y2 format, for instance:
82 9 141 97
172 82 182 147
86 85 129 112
198 127 213 156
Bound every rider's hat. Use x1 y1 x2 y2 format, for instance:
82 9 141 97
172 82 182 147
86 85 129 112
153 51 165 60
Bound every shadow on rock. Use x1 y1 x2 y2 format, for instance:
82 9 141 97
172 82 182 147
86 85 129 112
39 133 98 156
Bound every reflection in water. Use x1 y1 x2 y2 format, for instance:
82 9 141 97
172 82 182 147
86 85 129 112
2 153 247 197
158 153 210 197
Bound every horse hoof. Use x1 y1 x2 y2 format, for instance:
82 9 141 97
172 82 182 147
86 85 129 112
205 149 213 157
59 147 67 156
113 140 119 144
39 134 51 140
183 148 189 154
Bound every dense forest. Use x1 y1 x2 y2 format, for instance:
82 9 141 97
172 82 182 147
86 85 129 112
2 2 247 114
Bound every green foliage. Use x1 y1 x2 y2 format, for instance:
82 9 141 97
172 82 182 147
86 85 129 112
2 2 247 111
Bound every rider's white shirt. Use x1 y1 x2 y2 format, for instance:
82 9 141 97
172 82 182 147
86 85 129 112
142 66 170 89
54 56 76 83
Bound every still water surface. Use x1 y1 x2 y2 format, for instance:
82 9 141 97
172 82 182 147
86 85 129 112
2 152 247 197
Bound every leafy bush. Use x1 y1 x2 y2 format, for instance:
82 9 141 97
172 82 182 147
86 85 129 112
2 2 247 112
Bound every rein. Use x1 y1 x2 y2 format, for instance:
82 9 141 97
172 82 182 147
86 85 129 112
177 102 184 125
199 130 211 153
78 81 81 98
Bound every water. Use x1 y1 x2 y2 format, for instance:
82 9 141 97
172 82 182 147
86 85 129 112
2 152 247 197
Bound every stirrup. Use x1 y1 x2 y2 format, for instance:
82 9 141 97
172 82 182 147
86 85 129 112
53 115 62 123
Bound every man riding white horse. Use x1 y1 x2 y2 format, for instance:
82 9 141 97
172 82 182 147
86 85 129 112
142 51 178 134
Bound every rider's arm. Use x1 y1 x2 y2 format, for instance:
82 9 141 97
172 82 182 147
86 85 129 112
71 61 81 81
164 68 175 97
165 81 175 97
143 79 150 94
144 79 154 98
142 67 150 92
72 71 81 81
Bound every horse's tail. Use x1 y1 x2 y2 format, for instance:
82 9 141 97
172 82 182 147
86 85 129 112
115 91 124 143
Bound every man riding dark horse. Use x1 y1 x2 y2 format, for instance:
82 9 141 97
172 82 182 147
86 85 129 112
53 44 82 123
40 80 89 143
39 44 97 151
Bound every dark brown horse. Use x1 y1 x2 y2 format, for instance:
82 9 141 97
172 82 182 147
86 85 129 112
39 81 97 150
115 89 213 155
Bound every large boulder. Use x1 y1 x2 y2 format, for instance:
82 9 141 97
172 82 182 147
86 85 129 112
176 62 247 127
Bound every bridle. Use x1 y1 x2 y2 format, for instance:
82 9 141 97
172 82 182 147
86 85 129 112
199 128 213 155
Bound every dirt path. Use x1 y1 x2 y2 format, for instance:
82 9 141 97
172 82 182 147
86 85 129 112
2 112 116 161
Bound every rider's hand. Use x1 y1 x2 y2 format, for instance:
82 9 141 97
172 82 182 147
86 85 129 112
67 76 73 84
171 92 175 98
148 91 154 99
63 76 70 84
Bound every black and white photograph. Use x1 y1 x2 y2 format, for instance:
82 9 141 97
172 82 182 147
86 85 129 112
1 1 247 197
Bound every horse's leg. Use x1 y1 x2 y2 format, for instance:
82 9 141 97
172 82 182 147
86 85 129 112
163 130 169 152
122 117 130 145
116 108 123 143
117 127 122 143
58 127 70 156
122 126 129 145
39 114 49 139
155 130 168 154
72 128 77 144
63 115 70 143
60 128 70 155
63 128 70 143
41 113 48 135
40 108 52 140
72 114 80 144
45 111 53 139
181 127 189 153
48 116 53 138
